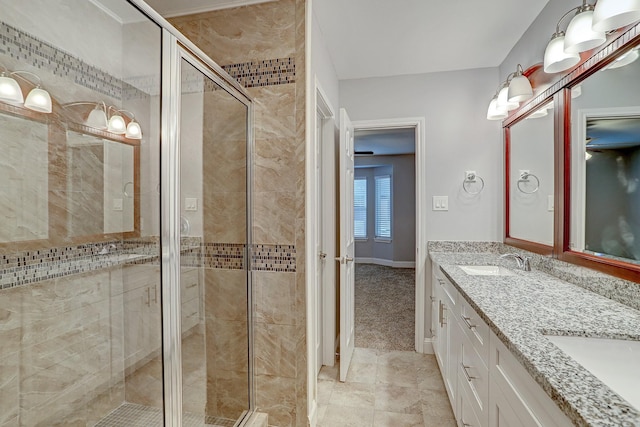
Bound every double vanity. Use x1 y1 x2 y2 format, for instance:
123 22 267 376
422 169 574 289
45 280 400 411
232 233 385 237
429 249 640 427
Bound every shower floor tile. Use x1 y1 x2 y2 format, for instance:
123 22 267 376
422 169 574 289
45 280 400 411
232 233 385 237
94 403 236 427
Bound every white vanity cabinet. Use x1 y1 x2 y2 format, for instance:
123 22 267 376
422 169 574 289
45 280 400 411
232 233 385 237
432 265 462 414
431 262 572 427
181 267 201 333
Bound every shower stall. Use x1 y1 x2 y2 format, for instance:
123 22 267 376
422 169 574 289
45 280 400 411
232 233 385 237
0 0 253 426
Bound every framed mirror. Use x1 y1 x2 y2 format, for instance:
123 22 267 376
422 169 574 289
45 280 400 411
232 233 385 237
567 42 640 276
505 100 555 254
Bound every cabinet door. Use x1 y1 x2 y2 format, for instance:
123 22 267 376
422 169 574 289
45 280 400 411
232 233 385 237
123 284 147 368
489 377 528 427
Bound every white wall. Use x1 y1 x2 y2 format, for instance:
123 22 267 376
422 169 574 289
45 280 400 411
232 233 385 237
310 10 339 116
355 155 416 263
340 69 504 242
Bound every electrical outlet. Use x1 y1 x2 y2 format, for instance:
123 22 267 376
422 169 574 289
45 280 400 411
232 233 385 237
113 198 123 211
432 196 448 211
548 195 554 212
185 198 198 212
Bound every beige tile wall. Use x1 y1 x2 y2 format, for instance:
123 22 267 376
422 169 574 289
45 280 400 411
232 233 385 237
170 0 308 425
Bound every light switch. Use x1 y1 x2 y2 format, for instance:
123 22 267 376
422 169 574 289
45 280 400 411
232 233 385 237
432 196 448 211
113 198 123 211
185 198 198 212
548 195 554 212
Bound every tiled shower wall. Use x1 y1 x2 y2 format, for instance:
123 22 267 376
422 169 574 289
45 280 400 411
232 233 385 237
170 1 308 425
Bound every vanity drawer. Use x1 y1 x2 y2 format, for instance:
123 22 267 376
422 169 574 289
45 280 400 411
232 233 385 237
459 332 489 426
181 268 200 302
436 268 458 307
182 297 200 332
458 296 490 369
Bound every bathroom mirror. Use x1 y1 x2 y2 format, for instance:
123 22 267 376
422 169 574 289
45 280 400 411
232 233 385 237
506 100 555 252
0 111 49 243
66 130 137 237
570 46 640 267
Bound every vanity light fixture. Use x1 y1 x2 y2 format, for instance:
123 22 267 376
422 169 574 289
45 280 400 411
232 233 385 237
607 48 640 69
486 93 508 120
108 108 142 139
497 81 519 111
125 119 142 139
592 0 640 32
107 108 126 134
526 108 549 119
11 71 52 113
507 64 533 103
544 9 581 73
0 67 24 104
564 1 606 54
86 102 108 130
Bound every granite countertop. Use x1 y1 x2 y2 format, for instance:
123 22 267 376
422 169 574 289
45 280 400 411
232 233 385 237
430 251 640 427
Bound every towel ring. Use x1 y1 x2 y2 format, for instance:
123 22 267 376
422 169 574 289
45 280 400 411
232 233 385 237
517 172 540 194
463 172 485 195
123 181 134 198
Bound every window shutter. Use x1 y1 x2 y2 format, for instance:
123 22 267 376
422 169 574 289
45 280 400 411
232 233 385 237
375 175 391 239
354 177 367 239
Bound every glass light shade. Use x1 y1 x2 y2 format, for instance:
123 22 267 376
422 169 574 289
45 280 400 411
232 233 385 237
564 9 606 54
544 34 580 73
125 120 142 139
108 114 126 134
526 108 548 119
487 97 508 120
86 106 108 129
497 85 519 111
607 49 640 69
0 74 24 104
508 75 533 103
24 87 52 113
571 85 582 98
592 0 640 32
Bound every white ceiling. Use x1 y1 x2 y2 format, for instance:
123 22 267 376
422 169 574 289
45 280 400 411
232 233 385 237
313 0 551 80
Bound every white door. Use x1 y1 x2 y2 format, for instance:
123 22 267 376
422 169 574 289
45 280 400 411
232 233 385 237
315 109 324 375
338 108 355 382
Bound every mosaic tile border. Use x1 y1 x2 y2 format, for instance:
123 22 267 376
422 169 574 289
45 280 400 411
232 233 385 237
251 244 296 272
0 239 296 290
222 57 295 88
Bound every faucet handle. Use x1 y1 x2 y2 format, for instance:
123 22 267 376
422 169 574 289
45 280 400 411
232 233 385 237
522 256 531 271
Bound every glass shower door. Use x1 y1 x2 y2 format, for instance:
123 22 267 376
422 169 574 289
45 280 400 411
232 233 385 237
176 53 251 426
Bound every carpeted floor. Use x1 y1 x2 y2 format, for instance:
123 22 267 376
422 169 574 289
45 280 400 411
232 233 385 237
354 264 415 351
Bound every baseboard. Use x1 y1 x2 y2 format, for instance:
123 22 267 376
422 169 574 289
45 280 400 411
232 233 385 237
308 400 318 427
355 257 415 268
423 338 435 354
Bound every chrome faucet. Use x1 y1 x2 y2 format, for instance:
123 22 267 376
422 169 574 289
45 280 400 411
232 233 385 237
98 244 117 255
500 253 531 271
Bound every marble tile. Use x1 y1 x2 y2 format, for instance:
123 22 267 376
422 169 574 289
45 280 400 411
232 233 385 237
170 0 295 67
205 269 248 322
255 374 297 427
328 382 375 409
377 350 424 368
253 191 296 245
317 379 334 405
352 348 378 364
318 365 338 382
254 138 297 193
254 322 297 378
346 362 377 385
421 389 455 419
376 363 418 388
373 410 423 427
209 319 249 373
251 84 296 141
254 271 296 325
213 369 250 420
202 137 247 194
318 404 374 427
374 384 423 414
416 361 446 391
0 352 18 425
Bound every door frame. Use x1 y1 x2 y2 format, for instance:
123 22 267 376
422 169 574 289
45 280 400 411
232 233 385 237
306 77 336 427
349 117 427 354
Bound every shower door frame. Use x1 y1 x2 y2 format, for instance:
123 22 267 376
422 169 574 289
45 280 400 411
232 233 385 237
124 0 254 424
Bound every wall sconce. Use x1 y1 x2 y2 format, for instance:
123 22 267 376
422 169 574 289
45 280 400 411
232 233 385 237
507 64 533 103
487 91 508 120
592 0 640 32
0 67 52 113
564 1 606 54
606 47 640 69
486 64 533 121
544 7 582 73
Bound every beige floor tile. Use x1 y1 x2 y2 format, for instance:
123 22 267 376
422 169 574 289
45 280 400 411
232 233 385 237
317 380 334 404
374 384 422 414
376 363 418 388
416 364 446 391
374 410 424 426
377 350 423 368
421 389 455 419
346 362 377 384
352 348 378 364
423 415 457 427
329 382 375 409
318 365 338 382
319 404 374 427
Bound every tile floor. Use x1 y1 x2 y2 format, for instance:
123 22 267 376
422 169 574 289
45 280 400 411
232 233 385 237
317 348 456 427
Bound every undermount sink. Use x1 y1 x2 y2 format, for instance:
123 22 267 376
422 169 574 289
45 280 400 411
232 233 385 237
458 265 516 276
545 334 640 410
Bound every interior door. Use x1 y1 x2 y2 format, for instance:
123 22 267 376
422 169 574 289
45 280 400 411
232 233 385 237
338 108 356 382
315 109 324 375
